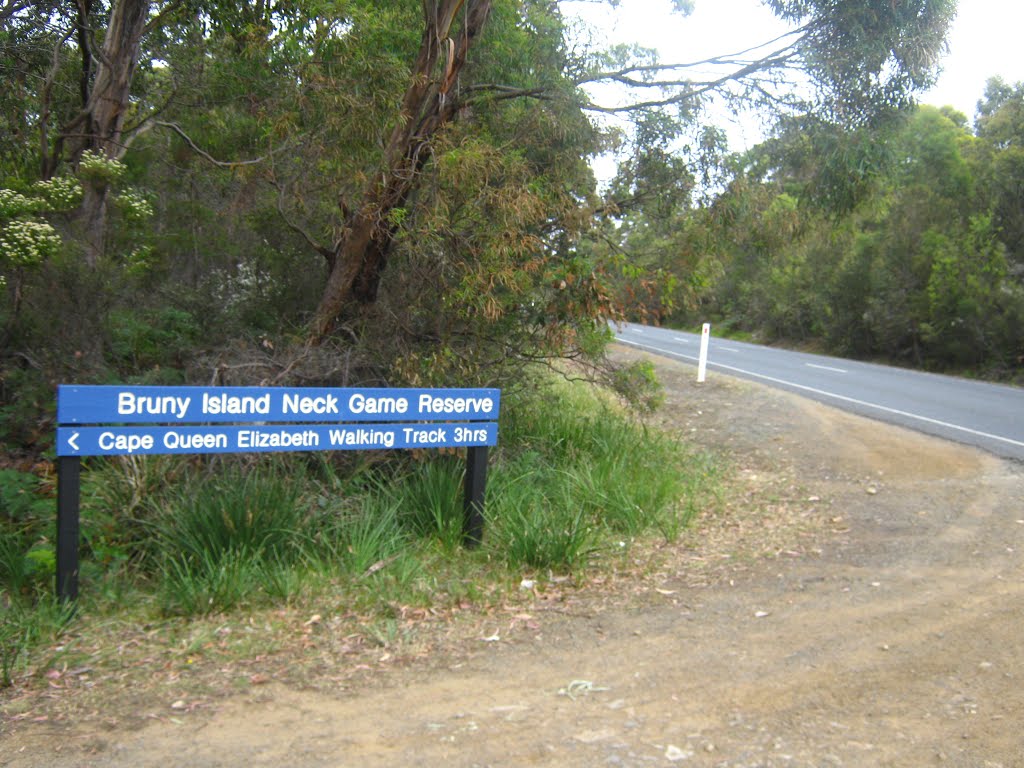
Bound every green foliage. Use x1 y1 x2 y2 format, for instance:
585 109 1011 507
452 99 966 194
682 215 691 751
157 547 264 616
107 307 201 376
488 378 712 570
381 458 465 549
679 101 1024 377
151 467 310 614
609 358 664 411
0 468 50 524
490 470 595 571
80 456 188 570
766 0 955 122
0 469 54 600
0 177 82 280
335 497 406 576
155 469 307 565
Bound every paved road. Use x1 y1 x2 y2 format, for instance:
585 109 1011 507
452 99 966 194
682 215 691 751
614 321 1024 461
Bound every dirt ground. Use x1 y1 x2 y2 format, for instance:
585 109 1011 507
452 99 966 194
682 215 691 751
3 345 1023 767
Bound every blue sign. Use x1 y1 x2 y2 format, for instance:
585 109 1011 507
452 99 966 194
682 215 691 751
57 385 500 424
56 423 497 457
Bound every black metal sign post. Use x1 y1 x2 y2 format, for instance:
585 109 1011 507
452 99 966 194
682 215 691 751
56 456 81 602
462 445 488 548
55 385 500 601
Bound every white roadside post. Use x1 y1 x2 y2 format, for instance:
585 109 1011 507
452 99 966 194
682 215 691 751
697 323 710 383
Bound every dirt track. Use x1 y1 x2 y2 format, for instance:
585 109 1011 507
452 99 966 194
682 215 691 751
3 345 1023 767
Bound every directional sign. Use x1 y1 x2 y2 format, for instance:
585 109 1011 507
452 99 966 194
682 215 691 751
57 385 500 424
56 422 497 457
54 383 502 602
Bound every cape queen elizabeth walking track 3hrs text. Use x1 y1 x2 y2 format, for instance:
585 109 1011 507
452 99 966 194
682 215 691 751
55 386 500 457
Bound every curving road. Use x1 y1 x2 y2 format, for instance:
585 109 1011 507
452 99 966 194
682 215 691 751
614 321 1024 461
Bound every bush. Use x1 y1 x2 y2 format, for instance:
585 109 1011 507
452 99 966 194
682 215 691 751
0 469 54 598
487 378 704 571
152 466 311 615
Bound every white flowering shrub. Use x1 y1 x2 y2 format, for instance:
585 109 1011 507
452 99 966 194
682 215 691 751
0 219 64 267
113 189 154 221
77 150 127 184
1 178 80 271
1 161 149 276
32 177 83 210
125 245 153 277
211 261 271 309
0 189 41 218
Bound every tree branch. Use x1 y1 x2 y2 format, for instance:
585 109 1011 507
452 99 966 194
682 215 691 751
576 24 807 114
269 177 336 269
580 54 798 114
463 84 552 103
151 120 270 167
40 22 78 179
0 0 32 24
143 0 183 35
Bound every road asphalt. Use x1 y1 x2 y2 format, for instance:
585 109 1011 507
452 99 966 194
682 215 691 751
614 321 1024 462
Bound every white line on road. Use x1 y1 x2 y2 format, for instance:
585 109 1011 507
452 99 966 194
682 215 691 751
806 363 848 374
615 337 1024 451
717 346 740 352
674 337 689 343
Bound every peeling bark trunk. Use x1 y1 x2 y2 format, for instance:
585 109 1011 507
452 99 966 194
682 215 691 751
69 0 151 266
309 0 492 342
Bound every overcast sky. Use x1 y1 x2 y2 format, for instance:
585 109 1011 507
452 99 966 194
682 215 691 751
566 0 1024 146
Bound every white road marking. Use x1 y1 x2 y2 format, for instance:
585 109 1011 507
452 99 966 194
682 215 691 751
674 337 689 343
806 363 848 374
615 338 1024 451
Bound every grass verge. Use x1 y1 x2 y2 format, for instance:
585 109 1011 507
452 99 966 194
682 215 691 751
0 371 722 707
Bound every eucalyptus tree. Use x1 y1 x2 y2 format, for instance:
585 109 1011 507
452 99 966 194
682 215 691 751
974 77 1024 269
1 0 958 393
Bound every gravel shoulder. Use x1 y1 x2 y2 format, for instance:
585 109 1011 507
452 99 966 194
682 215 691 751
3 344 1023 767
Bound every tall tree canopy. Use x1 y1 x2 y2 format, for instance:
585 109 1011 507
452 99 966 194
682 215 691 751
1 0 957 449
651 94 1024 375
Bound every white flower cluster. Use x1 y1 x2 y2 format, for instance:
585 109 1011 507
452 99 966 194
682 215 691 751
32 176 83 210
211 261 270 308
0 219 63 266
0 188 40 218
78 150 127 183
114 189 154 221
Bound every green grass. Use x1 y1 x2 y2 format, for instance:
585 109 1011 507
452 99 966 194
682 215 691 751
381 457 465 549
0 595 75 688
489 378 709 568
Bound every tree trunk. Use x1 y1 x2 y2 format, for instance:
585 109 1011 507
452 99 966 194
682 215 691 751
70 0 151 266
309 0 492 342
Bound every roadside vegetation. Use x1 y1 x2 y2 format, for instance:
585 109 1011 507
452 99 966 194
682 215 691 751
0 0 972 705
0 375 720 691
633 92 1024 382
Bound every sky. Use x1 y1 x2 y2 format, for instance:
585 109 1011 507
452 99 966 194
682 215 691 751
566 0 1024 149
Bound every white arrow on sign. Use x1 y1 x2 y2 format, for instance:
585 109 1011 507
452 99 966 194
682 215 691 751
67 432 80 452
